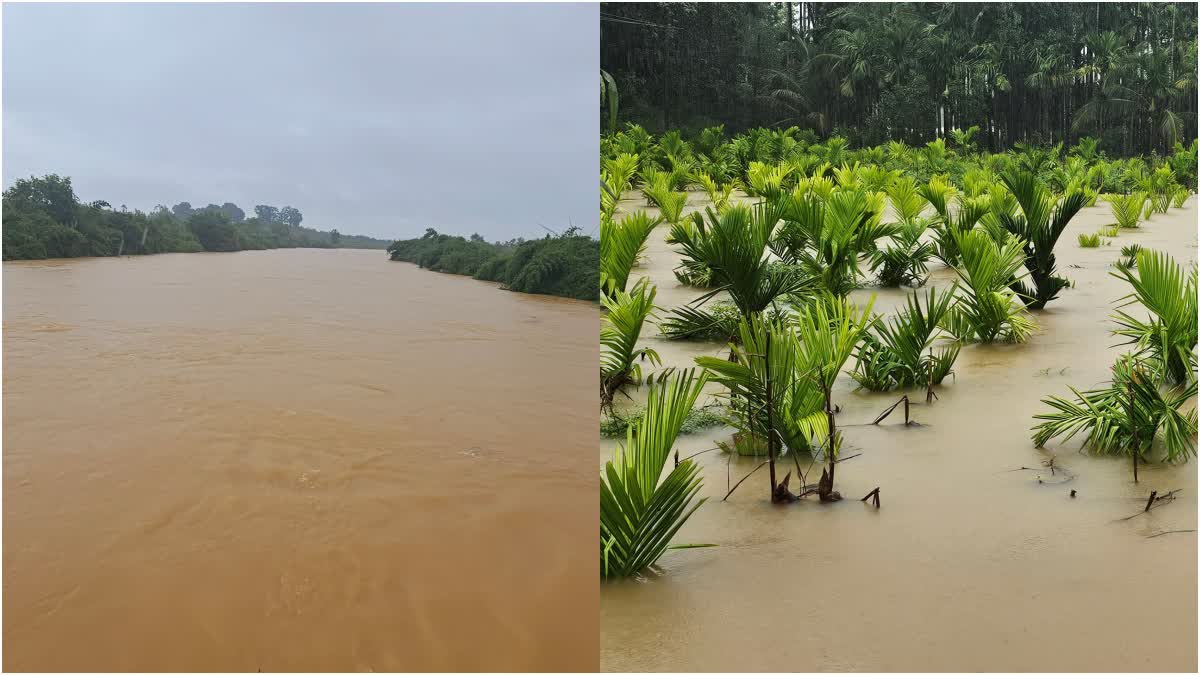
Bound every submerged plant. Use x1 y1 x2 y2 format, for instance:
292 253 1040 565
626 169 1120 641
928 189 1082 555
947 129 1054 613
1171 187 1191 208
792 294 876 500
600 211 659 297
944 229 1037 343
1032 355 1197 469
772 189 894 297
852 287 960 392
1110 249 1198 386
997 170 1087 310
1119 243 1143 268
868 217 933 287
1078 232 1101 248
1110 192 1146 228
601 370 712 579
677 202 807 319
601 278 662 408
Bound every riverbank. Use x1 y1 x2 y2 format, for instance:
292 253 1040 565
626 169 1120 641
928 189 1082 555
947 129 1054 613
387 229 599 301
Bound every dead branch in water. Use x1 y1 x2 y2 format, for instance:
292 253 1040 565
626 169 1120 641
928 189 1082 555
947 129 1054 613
872 395 911 426
860 487 881 508
722 461 768 502
1145 529 1197 538
1117 489 1183 521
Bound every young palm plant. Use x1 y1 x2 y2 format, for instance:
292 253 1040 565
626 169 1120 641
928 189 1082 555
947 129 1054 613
601 369 712 579
696 315 829 465
1110 249 1198 386
772 189 894 297
793 294 876 500
1110 192 1146 228
997 170 1087 310
852 287 960 392
944 229 1038 343
1032 355 1197 474
868 217 934 287
600 211 659 297
674 202 808 321
601 278 662 409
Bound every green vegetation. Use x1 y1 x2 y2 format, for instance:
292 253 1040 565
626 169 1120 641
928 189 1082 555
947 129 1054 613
853 287 959 392
1110 192 1147 228
601 404 727 438
600 2 1199 574
1033 250 1198 472
601 3 1198 158
3 174 388 260
1111 249 1198 386
1078 232 1102 248
600 279 661 409
386 228 599 301
601 370 712 579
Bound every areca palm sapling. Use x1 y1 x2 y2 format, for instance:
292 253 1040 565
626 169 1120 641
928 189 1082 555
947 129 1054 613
792 294 876 500
852 286 960 392
996 170 1087 310
694 172 738 213
772 189 895 297
933 194 991 267
745 161 793 202
639 168 672 207
600 211 659 297
601 278 662 409
1110 192 1147 228
665 216 715 288
1171 187 1191 208
943 229 1038 343
869 217 934 287
601 369 711 579
1110 249 1198 386
674 202 808 321
603 153 641 195
1032 355 1197 471
696 316 830 473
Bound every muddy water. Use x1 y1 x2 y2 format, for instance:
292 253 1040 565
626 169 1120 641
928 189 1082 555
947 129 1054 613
602 192 1198 671
4 248 598 672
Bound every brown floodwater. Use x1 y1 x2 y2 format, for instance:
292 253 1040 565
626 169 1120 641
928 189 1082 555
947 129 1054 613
4 248 598 672
602 191 1198 672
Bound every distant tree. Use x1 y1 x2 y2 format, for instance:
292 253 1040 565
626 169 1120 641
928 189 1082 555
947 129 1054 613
3 174 79 225
220 202 245 223
187 211 240 252
470 233 485 242
330 229 341 246
254 205 280 223
280 206 303 228
423 228 438 239
171 202 195 220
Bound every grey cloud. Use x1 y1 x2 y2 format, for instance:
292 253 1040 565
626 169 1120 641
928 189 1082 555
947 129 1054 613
3 2 599 240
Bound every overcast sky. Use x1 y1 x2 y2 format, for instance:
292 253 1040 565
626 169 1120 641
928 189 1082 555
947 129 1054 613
3 3 598 241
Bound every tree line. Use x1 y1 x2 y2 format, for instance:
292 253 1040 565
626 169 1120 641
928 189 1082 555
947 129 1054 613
3 174 390 260
601 2 1198 155
387 228 599 301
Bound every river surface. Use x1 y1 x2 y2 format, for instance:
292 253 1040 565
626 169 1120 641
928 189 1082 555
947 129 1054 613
601 191 1198 672
4 247 598 671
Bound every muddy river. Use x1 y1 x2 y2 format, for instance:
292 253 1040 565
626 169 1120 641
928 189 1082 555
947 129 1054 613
601 191 1198 671
4 248 598 671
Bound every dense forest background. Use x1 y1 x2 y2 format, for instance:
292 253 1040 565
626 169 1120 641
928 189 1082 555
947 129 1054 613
601 2 1199 155
387 228 599 301
2 174 390 260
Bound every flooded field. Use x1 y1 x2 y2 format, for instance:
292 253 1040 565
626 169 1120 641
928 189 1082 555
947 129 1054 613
4 248 598 671
601 192 1198 672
